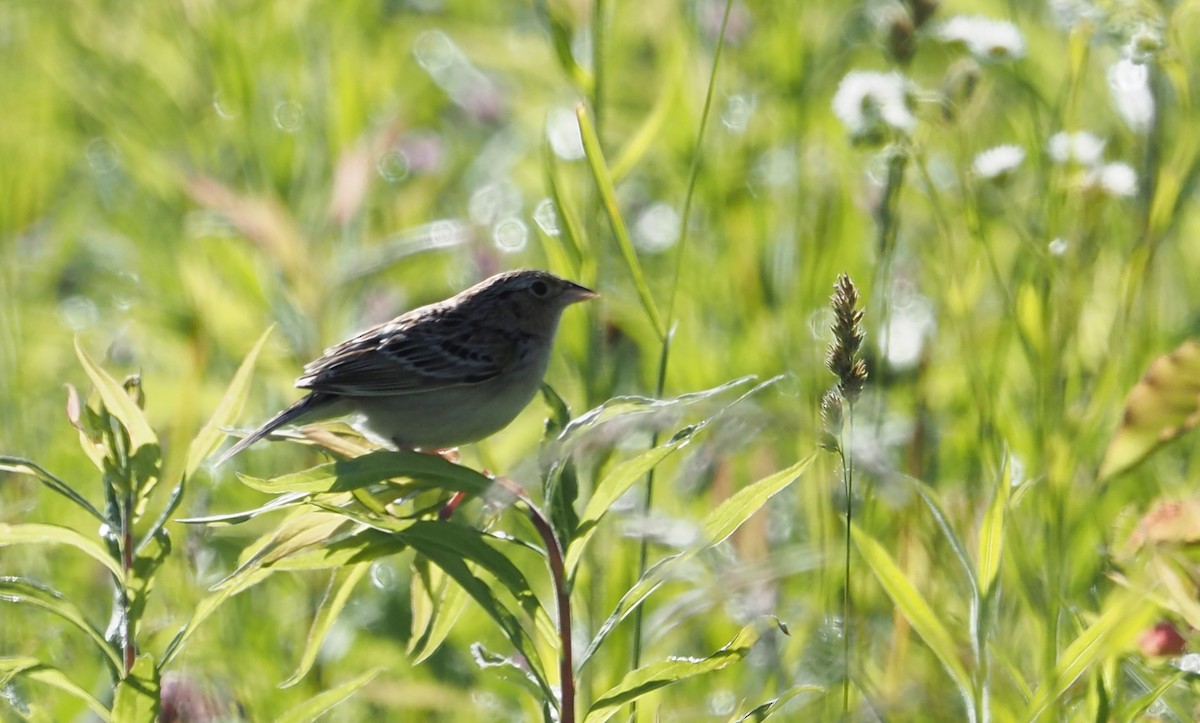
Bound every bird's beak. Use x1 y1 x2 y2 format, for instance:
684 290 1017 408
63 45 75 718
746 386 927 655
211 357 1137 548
563 282 599 304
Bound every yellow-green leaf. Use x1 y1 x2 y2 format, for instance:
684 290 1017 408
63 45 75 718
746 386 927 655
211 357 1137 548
187 325 273 476
0 657 112 722
850 524 973 698
274 668 383 723
0 524 122 581
74 338 157 454
977 456 1013 599
702 454 815 545
112 654 159 723
583 622 763 723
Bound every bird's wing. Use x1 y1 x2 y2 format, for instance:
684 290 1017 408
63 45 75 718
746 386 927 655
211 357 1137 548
296 311 520 396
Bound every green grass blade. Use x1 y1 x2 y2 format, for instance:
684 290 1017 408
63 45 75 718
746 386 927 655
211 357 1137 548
575 103 664 338
978 456 1014 600
1024 592 1157 719
0 578 123 675
849 524 974 702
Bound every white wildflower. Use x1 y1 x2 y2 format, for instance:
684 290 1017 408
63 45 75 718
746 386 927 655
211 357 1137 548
1089 162 1138 197
832 70 916 141
1047 131 1105 166
937 16 1026 62
1107 58 1154 133
973 145 1025 180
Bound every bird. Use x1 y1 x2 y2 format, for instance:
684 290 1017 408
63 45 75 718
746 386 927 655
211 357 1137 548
215 269 597 466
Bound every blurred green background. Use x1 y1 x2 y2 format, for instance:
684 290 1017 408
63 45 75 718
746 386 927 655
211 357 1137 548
4 0 1200 720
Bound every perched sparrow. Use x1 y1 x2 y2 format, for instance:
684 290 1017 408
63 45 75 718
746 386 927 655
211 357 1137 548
216 269 597 465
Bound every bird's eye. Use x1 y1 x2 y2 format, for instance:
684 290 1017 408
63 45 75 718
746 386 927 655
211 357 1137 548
529 280 550 297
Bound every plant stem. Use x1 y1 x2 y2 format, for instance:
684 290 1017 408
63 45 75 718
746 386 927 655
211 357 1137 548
493 477 575 723
840 436 852 715
630 2 735 700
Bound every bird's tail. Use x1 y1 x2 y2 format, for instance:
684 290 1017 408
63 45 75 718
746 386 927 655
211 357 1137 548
213 393 331 467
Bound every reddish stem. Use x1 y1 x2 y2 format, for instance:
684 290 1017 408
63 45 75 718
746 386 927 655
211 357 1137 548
491 477 574 723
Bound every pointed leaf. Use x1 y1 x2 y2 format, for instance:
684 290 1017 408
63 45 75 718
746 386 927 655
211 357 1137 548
74 339 157 454
0 523 122 580
702 454 815 545
0 657 112 721
1100 340 1200 479
978 457 1013 599
160 568 273 666
408 560 470 664
565 439 688 574
849 524 973 699
188 326 273 475
112 654 159 722
411 540 554 704
583 622 764 723
281 563 370 688
273 668 383 723
1025 591 1156 718
734 684 825 721
0 578 122 675
0 457 106 523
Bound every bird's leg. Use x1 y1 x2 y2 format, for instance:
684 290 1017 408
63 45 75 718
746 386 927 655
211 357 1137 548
422 448 489 520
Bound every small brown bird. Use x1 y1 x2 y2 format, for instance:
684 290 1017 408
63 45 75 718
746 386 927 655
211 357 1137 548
216 269 596 465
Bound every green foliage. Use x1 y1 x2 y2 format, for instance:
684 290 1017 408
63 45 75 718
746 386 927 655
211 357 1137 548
5 0 1200 720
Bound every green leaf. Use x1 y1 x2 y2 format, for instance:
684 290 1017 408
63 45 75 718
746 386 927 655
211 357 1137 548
74 338 158 455
565 439 688 574
0 523 122 581
470 643 553 709
408 558 470 664
536 2 593 93
1025 592 1157 719
978 456 1013 599
238 450 493 497
911 480 978 594
0 457 106 523
177 491 307 526
187 325 273 475
849 524 974 702
1100 340 1200 479
160 567 273 666
701 454 816 545
399 522 542 622
583 621 764 723
0 578 122 675
0 657 113 722
273 667 383 723
578 553 681 670
281 563 370 688
575 103 664 338
733 684 825 721
112 654 159 723
411 538 555 704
